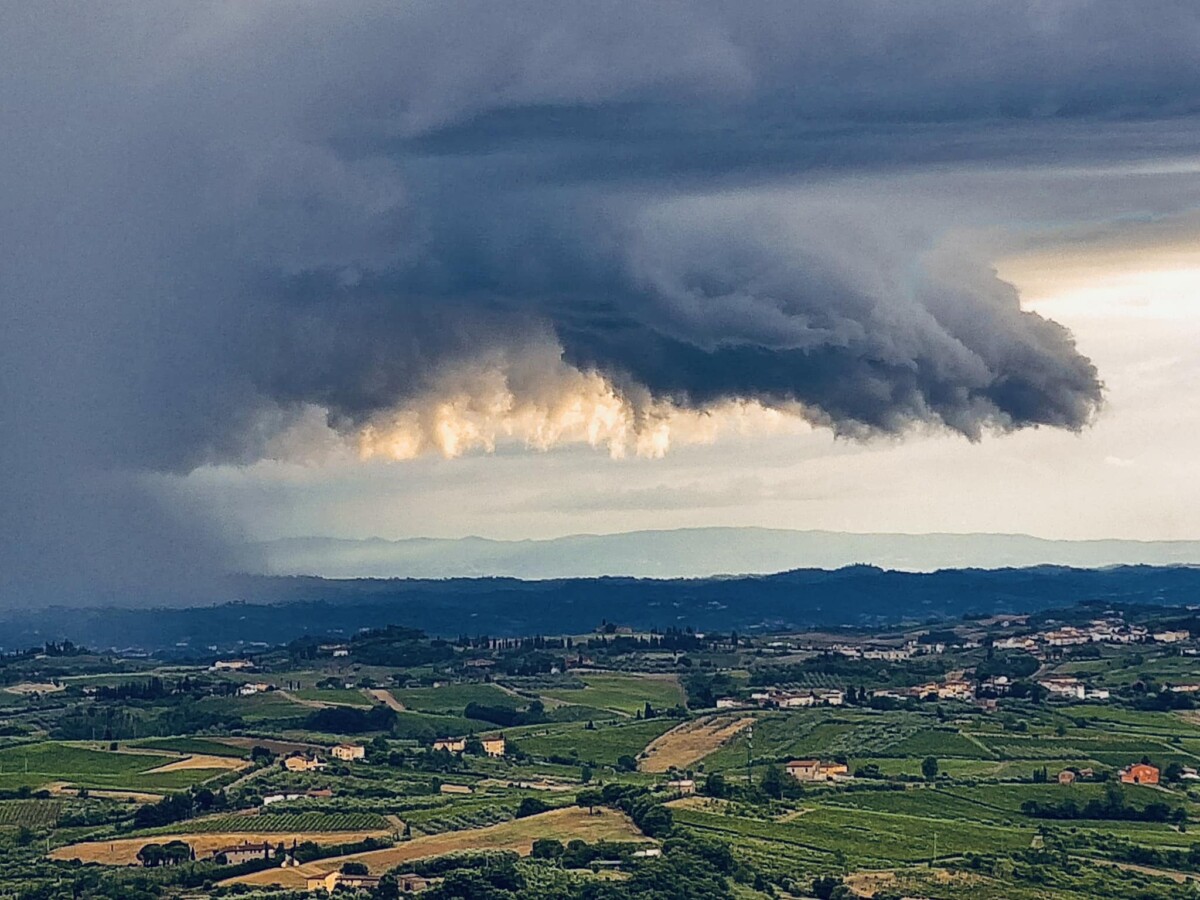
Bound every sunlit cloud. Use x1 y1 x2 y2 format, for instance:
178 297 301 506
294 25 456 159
352 357 805 462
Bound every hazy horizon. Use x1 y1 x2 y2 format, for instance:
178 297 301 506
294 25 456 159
253 527 1200 581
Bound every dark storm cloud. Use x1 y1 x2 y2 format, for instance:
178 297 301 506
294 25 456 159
3 1 1200 603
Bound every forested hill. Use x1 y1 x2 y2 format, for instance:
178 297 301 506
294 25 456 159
2 564 1199 652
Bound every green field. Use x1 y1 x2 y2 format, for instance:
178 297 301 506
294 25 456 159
0 800 62 828
674 804 1035 866
389 710 508 741
513 718 676 766
141 810 390 834
293 688 374 708
0 743 228 792
391 683 525 714
196 692 308 722
539 674 685 715
701 710 930 770
820 782 1194 823
129 737 250 758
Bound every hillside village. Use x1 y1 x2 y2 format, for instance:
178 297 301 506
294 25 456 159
3 601 1200 899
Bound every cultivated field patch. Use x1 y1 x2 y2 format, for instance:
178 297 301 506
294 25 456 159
138 811 392 835
0 800 62 828
50 830 391 866
142 754 249 773
640 715 755 772
540 673 685 715
514 719 676 767
222 806 650 888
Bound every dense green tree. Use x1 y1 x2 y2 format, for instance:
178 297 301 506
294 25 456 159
760 764 786 799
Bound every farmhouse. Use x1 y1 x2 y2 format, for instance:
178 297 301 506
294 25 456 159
262 792 304 805
1153 630 1190 643
1120 763 1160 785
776 692 815 709
1044 628 1091 648
817 761 849 780
993 636 1038 652
331 743 365 761
237 682 273 696
284 754 326 772
715 697 741 709
482 736 506 758
306 871 385 892
915 679 973 701
786 759 850 782
433 738 467 753
262 788 332 805
785 759 820 780
1058 770 1076 784
862 647 913 661
211 842 274 864
395 873 433 892
211 659 254 671
666 778 696 795
1038 677 1085 700
811 688 845 706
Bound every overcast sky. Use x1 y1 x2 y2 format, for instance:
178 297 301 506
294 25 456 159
3 3 1200 602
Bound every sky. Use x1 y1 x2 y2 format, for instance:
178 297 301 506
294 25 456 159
3 2 1200 603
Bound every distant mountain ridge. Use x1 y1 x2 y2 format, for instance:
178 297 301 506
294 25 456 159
256 528 1200 579
4 564 1200 650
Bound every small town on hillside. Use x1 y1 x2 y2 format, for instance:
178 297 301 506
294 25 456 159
6 598 1200 900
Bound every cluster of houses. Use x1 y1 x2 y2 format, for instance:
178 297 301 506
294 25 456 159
831 639 953 660
1058 762 1200 786
995 619 1191 653
1035 676 1110 701
872 677 975 703
191 845 434 893
718 688 845 710
432 735 507 757
283 743 366 772
305 871 432 893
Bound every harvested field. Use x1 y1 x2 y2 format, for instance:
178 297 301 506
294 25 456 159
222 807 650 888
639 715 754 772
4 682 64 694
367 688 405 711
141 754 249 773
47 783 162 803
50 830 390 866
